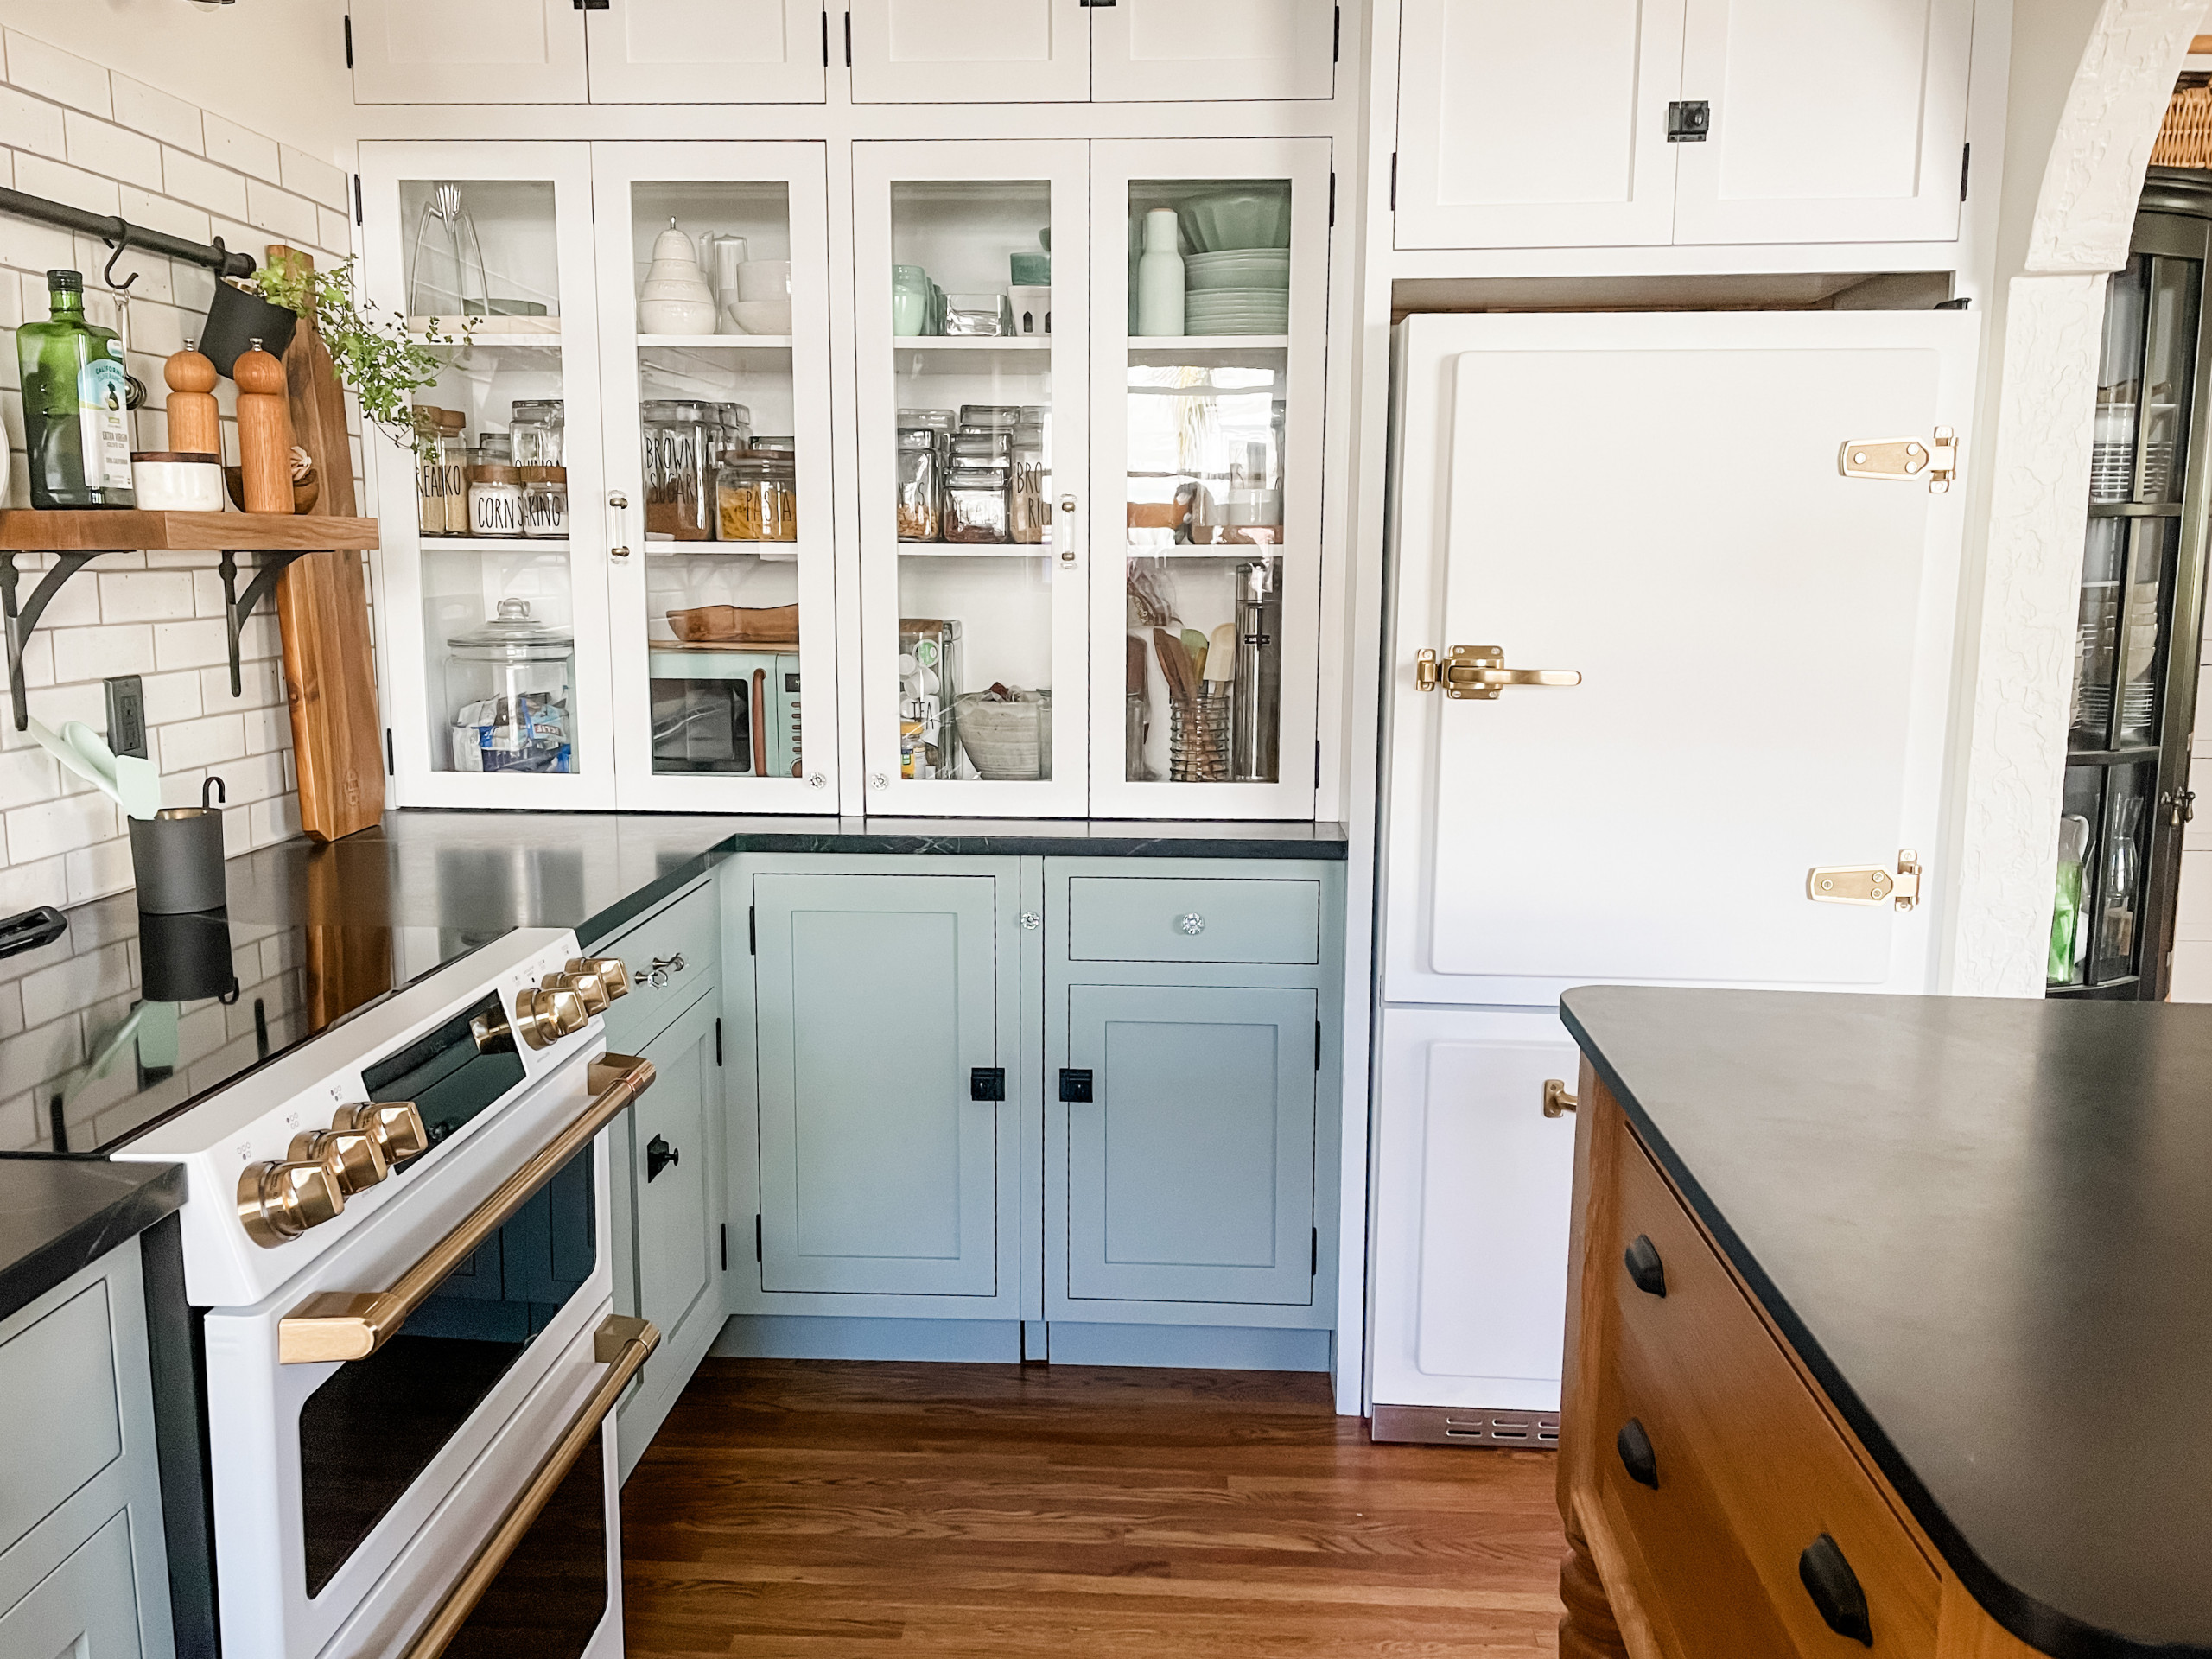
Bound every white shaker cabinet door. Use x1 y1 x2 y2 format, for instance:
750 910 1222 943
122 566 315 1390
349 0 588 103
1370 1008 1580 1414
848 0 1090 102
1673 0 1974 244
1091 0 1336 102
586 0 828 102
1393 0 1683 249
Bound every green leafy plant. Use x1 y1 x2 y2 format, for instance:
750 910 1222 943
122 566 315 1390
243 257 470 464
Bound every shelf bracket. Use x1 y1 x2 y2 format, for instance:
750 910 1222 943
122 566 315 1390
3 549 109 730
220 549 315 698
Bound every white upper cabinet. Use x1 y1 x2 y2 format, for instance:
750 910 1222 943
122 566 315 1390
1671 0 1973 245
848 0 1091 102
586 0 828 103
350 0 588 104
1091 0 1338 103
1394 0 1683 250
1394 0 1976 250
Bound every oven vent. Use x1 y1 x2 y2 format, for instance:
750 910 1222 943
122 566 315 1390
1370 1404 1561 1448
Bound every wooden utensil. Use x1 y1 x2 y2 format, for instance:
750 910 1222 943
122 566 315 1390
267 246 358 519
1152 626 1198 706
233 345 294 515
1127 633 1147 696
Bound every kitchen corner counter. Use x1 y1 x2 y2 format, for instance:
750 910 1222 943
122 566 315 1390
0 1160 185 1324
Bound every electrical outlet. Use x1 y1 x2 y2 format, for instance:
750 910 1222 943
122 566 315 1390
105 676 147 758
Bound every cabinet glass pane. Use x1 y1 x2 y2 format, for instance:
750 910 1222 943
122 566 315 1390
887 180 1056 782
2050 767 2102 987
2094 761 2153 983
403 178 582 776
2070 517 2177 753
2139 255 2202 504
1122 178 1290 785
2091 256 2148 503
2118 517 2175 749
619 181 810 779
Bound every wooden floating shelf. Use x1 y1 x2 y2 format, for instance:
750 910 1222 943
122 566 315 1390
0 510 380 552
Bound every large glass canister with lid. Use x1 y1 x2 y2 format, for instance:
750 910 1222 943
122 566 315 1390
715 452 798 543
897 426 942 541
641 398 715 540
509 398 564 467
445 598 576 773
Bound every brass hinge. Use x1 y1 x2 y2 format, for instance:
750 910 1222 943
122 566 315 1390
1807 849 1923 912
1415 645 1582 701
1839 428 1957 493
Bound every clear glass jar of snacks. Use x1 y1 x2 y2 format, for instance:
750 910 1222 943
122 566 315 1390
897 426 942 541
508 398 564 467
519 465 569 538
641 397 715 540
944 462 1011 543
715 451 798 543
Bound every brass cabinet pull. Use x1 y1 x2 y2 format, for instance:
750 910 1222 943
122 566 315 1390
278 1054 657 1364
398 1313 660 1659
1415 645 1581 701
1543 1079 1579 1118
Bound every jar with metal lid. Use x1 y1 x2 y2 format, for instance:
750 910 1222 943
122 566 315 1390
749 434 796 453
897 427 942 542
509 398 564 467
467 462 524 537
950 430 1013 462
641 398 715 540
944 462 1011 543
479 431 512 465
520 466 569 538
713 402 753 460
445 598 575 773
716 451 798 543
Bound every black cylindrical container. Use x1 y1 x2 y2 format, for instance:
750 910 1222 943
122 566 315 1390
138 909 236 1001
200 281 298 377
130 804 226 914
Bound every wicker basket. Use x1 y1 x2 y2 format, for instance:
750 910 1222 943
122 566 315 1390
2153 83 2212 169
954 692 1051 780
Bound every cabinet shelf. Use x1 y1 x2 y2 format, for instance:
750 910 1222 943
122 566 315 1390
892 337 1053 375
638 334 793 350
1128 336 1290 368
421 536 571 552
898 543 1053 557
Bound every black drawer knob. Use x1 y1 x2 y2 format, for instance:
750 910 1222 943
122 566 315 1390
1624 1233 1667 1297
1615 1418 1658 1488
1799 1534 1873 1646
645 1134 679 1182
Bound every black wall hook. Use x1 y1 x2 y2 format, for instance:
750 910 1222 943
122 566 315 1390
102 230 137 291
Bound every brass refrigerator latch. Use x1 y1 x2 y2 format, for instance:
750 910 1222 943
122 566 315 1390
1839 428 1957 493
1414 645 1582 701
1807 850 1923 912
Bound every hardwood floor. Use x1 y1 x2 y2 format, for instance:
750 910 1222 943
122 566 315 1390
621 1359 1566 1656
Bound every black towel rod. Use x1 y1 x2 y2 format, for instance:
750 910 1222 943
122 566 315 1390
0 183 257 283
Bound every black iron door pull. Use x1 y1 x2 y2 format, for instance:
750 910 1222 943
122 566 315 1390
1799 1534 1873 1646
970 1067 1007 1102
1615 1419 1658 1488
1624 1234 1667 1297
1059 1068 1094 1103
645 1135 679 1182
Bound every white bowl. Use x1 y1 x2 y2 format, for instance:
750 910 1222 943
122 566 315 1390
639 296 720 335
730 298 793 335
736 260 791 301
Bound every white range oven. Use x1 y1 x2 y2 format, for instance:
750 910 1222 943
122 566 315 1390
114 927 658 1659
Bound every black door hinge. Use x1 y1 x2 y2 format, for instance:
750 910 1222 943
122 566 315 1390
1960 142 1972 202
1389 151 1397 211
1327 172 1336 227
822 8 830 66
1314 738 1322 787
1314 1020 1322 1071
1332 4 1340 62
971 1066 1007 1101
1058 1068 1094 1103
748 906 756 955
353 174 363 226
1667 100 1711 142
383 728 394 775
1311 1227 1319 1276
755 1214 763 1262
715 1016 723 1066
342 12 353 68
843 10 852 66
720 1223 728 1271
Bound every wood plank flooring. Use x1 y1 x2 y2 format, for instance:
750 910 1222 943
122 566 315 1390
621 1359 1565 1656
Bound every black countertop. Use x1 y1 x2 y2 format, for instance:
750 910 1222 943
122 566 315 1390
0 1160 185 1322
1560 987 2212 1659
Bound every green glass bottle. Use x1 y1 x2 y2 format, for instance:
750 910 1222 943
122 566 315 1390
17 269 137 509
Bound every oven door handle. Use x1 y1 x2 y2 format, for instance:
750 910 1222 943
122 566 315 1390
400 1312 659 1659
278 1052 656 1365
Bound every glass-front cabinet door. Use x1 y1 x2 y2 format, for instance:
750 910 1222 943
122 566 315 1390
362 143 613 809
593 143 838 810
1090 138 1328 818
853 141 1090 815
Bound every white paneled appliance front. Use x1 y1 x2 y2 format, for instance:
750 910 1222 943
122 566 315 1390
1370 311 1977 1435
114 929 658 1659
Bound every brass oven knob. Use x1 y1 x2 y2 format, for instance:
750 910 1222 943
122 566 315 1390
512 984 588 1050
543 969 608 1016
288 1127 391 1195
331 1102 429 1163
238 1159 346 1248
565 957 632 1001
472 1007 516 1054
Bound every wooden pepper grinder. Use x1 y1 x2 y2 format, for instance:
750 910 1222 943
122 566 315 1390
234 338 294 514
163 338 221 456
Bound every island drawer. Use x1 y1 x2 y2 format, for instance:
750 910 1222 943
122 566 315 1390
1065 874 1321 964
598 880 718 1053
1610 1132 1939 1659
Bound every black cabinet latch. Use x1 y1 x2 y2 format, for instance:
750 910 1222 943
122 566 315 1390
1667 99 1711 142
645 1135 679 1182
1616 1418 1658 1488
1624 1234 1667 1297
1799 1535 1873 1646
1059 1068 1094 1103
970 1067 1007 1102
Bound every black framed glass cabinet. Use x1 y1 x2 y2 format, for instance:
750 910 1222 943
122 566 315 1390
2051 169 2212 999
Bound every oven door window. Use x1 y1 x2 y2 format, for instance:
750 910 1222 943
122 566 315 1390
442 1428 610 1659
297 1143 596 1598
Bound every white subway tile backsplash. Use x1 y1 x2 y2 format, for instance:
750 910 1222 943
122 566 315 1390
160 146 248 221
7 793 118 866
245 178 320 248
0 84 67 160
12 151 120 217
19 941 132 1030
137 670 204 726
47 623 156 682
153 617 230 672
0 747 57 806
114 187 211 247
278 144 347 213
318 206 354 259
99 569 195 622
63 111 162 191
109 73 200 153
3 30 111 118
62 836 134 906
200 112 278 184
158 712 247 774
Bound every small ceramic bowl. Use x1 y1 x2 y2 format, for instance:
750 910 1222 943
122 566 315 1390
731 299 793 335
130 452 224 512
225 466 320 515
736 260 792 301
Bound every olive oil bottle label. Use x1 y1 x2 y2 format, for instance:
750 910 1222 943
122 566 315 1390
77 355 133 493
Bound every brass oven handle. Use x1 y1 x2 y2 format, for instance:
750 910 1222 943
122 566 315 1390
278 1053 657 1365
399 1313 660 1659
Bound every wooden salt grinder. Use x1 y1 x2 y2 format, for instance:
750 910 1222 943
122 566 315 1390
234 340 295 514
164 340 221 455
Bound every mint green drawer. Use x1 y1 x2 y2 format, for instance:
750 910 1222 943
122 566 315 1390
598 882 718 1054
1066 875 1322 965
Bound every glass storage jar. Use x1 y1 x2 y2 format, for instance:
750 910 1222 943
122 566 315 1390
1009 430 1049 545
466 462 524 537
716 452 798 543
508 398 563 467
897 427 942 542
641 397 715 540
436 412 470 535
445 598 575 773
412 407 446 536
944 462 1011 543
713 402 753 461
519 466 569 537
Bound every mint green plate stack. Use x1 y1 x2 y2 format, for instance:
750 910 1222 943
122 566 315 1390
1176 189 1291 335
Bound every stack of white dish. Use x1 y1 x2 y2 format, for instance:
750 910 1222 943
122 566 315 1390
639 222 717 335
1175 190 1291 335
727 260 792 336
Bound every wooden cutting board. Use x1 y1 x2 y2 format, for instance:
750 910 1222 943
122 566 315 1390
268 245 385 842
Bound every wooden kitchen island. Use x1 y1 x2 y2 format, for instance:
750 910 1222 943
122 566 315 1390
1554 988 2212 1659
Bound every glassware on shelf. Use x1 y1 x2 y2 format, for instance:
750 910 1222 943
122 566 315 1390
898 620 960 779
1009 429 1049 544
893 265 931 337
408 181 490 322
1135 207 1186 338
413 407 447 536
2050 807 2094 985
446 599 575 773
944 293 1013 337
641 397 716 540
520 467 569 538
509 398 564 467
944 463 1012 543
896 427 943 542
958 404 1021 430
436 411 470 535
712 402 754 461
1169 690 1231 782
466 463 525 537
715 453 798 543
952 689 1050 780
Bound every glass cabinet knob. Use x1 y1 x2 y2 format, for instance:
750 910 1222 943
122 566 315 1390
1020 912 1041 930
870 772 888 790
1178 913 1205 937
809 772 828 788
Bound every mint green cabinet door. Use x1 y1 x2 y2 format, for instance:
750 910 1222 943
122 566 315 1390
0 1510 143 1658
753 872 1005 1296
1065 983 1318 1306
634 992 719 1344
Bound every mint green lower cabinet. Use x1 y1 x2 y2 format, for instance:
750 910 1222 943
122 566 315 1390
1064 983 1319 1307
0 1511 146 1658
